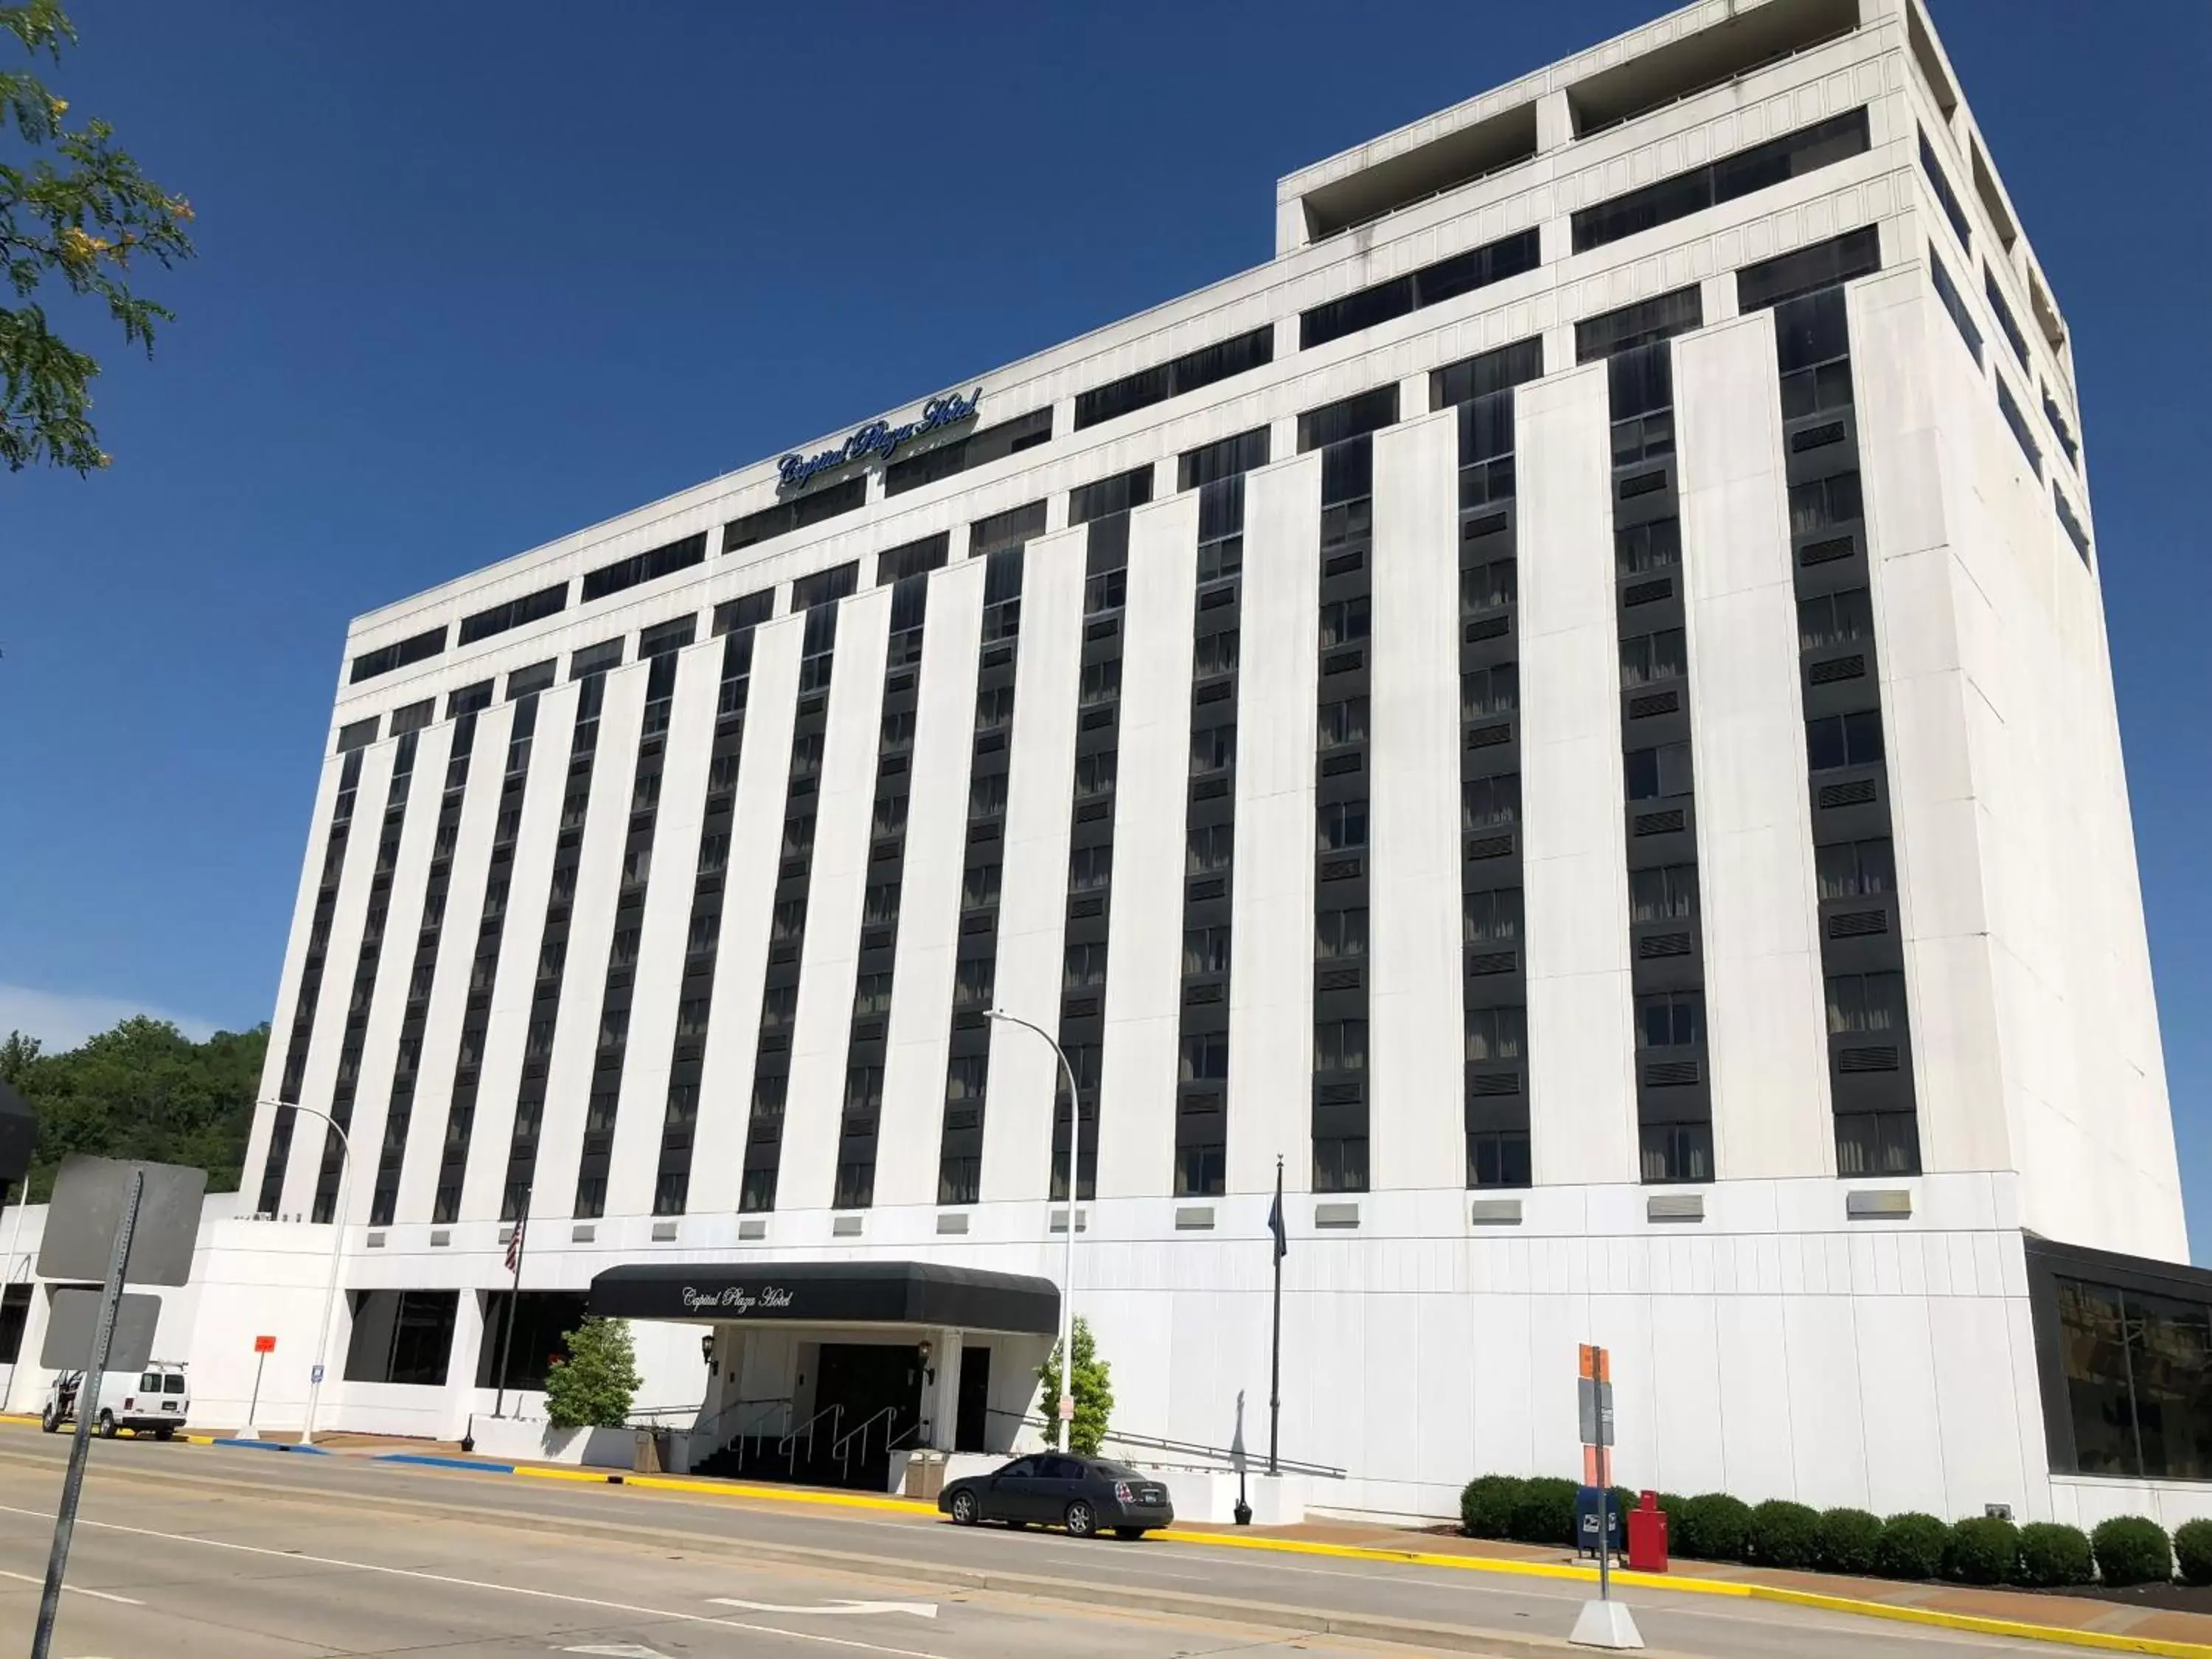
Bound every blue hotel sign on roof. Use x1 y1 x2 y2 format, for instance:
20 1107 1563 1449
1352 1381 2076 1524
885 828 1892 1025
776 387 981 494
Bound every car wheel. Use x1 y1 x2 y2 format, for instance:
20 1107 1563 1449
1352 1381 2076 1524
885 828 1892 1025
40 1407 58 1434
1064 1499 1097 1539
1115 1527 1148 1540
97 1411 117 1439
948 1489 978 1526
154 1426 175 1442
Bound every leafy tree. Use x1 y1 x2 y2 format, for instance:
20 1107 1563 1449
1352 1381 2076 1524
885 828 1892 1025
1034 1315 1115 1458
543 1316 640 1430
2 1016 266 1200
4 0 195 474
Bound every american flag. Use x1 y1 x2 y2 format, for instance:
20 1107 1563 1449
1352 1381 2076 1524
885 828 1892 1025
504 1207 526 1275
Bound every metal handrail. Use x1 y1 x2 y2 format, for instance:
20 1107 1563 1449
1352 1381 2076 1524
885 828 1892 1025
777 1402 842 1474
829 1404 900 1474
984 1408 1346 1479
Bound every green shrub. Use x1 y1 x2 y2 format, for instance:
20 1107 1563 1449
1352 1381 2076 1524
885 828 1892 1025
2173 1518 2212 1587
2017 1522 2095 1587
1815 1507 1883 1576
1746 1500 1821 1570
1944 1515 2021 1585
2091 1515 2172 1587
1673 1493 1753 1561
1460 1475 1526 1539
543 1317 640 1430
1873 1512 1950 1580
1509 1477 1580 1547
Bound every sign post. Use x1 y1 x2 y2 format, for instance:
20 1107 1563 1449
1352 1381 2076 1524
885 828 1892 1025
1568 1342 1642 1652
240 1335 276 1440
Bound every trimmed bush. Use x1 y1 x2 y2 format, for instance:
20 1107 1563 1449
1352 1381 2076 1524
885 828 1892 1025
1461 1475 1526 1539
1944 1515 2021 1585
1815 1507 1883 1576
1874 1512 1950 1580
1673 1493 1753 1562
1509 1477 1580 1547
2174 1518 2212 1587
2091 1515 2172 1587
1747 1500 1822 1570
2017 1522 2096 1587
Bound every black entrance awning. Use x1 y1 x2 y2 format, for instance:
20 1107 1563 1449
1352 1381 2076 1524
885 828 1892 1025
587 1259 1059 1335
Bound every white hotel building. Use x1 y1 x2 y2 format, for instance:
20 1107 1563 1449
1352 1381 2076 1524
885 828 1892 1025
4 0 2204 1526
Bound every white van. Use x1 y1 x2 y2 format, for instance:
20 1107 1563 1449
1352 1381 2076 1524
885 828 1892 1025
40 1363 191 1439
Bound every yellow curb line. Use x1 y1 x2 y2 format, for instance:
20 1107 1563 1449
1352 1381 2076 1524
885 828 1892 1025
1153 1529 2212 1658
509 1463 931 1514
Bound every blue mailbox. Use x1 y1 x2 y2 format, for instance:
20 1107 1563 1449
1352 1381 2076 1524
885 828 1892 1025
1575 1486 1622 1559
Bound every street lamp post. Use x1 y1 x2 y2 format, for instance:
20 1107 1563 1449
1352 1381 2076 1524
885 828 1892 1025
985 1008 1082 1455
255 1099 352 1447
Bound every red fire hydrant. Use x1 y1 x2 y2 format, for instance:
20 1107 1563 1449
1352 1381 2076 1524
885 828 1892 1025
1626 1489 1669 1572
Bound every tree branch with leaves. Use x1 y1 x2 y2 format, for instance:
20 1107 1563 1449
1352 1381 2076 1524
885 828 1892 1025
2 0 194 474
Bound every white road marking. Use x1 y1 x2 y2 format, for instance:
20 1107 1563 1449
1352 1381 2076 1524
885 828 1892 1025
562 1646 675 1658
0 1567 142 1605
0 1503 936 1658
711 1597 936 1619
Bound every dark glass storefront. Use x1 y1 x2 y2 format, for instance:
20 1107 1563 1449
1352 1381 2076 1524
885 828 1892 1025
2029 1236 2212 1481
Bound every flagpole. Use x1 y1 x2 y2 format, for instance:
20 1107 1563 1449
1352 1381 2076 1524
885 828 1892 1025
1268 1153 1283 1478
493 1186 529 1420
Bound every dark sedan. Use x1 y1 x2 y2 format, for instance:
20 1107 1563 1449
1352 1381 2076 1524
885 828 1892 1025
939 1453 1175 1539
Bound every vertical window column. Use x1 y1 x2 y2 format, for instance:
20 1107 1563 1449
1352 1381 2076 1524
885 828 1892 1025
429 659 553 1223
310 703 431 1222
652 591 773 1216
1172 431 1265 1198
938 504 1042 1204
1587 296 1714 1183
571 616 696 1220
1434 338 1545 1189
499 639 624 1222
1764 281 1921 1176
1054 465 1152 1199
741 563 858 1212
255 728 374 1215
369 681 493 1225
835 568 937 1208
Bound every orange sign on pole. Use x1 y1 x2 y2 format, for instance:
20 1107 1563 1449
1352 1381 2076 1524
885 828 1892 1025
253 1335 276 1354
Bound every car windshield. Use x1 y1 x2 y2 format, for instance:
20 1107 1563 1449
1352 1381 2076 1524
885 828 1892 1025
1091 1461 1144 1478
164 1374 186 1394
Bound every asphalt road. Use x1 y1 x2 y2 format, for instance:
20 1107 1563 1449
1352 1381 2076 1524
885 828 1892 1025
0 1430 2076 1658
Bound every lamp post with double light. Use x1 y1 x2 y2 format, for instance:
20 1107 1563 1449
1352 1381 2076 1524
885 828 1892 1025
984 1007 1082 1455
254 1099 352 1447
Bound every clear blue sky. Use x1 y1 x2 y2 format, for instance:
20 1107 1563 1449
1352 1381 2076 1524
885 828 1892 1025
4 3 2206 1249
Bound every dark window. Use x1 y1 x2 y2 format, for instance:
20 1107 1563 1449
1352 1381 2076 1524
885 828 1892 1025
0 1283 29 1365
1619 627 1686 686
476 1290 589 1392
1297 386 1400 453
1465 1004 1526 1062
1918 126 1972 251
1462 886 1523 945
1317 799 1368 852
1997 376 2042 473
1314 1018 1367 1071
342 1289 459 1386
792 560 860 613
1068 465 1155 526
507 659 556 700
1630 864 1700 922
1789 470 1863 536
446 680 494 719
1314 908 1366 961
723 476 866 553
883 406 1053 496
877 532 950 585
1636 990 1705 1048
2053 485 2092 566
2044 392 2080 471
1462 772 1520 829
349 626 446 685
1624 742 1694 801
973 501 1048 559
570 637 623 680
1300 229 1540 350
713 588 775 636
388 699 433 736
2056 1279 2212 1481
580 532 707 605
1984 268 2031 369
1430 335 1546 412
1824 970 1907 1034
1927 246 1982 363
1615 518 1682 576
1798 587 1874 649
1806 710 1885 772
460 582 569 646
1736 226 1882 314
1815 837 1895 900
1075 326 1274 431
638 615 696 658
1571 109 1869 253
1178 427 1271 493
1576 286 1703 365
335 716 380 753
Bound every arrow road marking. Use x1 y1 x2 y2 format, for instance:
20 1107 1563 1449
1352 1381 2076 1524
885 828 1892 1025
711 1597 938 1620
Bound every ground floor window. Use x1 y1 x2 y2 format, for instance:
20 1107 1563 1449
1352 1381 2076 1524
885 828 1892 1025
344 1289 459 1386
0 1284 27 1365
2056 1278 2212 1480
476 1290 588 1393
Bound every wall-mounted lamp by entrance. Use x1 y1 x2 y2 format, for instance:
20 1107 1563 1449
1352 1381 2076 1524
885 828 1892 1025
917 1338 935 1386
700 1332 715 1365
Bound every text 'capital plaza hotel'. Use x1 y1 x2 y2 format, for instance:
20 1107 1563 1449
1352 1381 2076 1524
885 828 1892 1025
21 0 2197 1526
